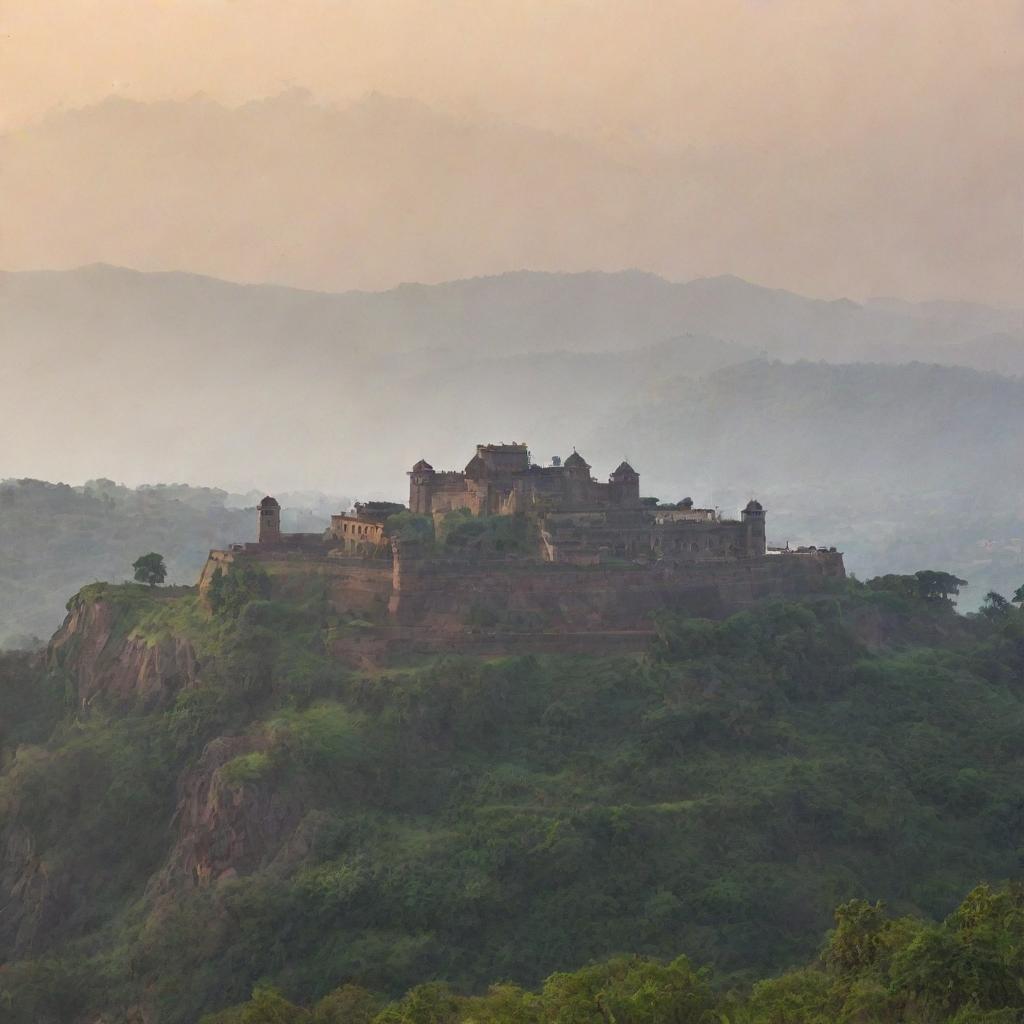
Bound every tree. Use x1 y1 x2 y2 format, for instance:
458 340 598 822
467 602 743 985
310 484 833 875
312 985 380 1024
914 570 968 604
207 564 272 619
1013 585 1024 606
980 592 1011 620
132 552 167 587
384 511 435 545
824 899 890 972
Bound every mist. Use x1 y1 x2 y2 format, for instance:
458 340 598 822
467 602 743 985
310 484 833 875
1 0 1021 304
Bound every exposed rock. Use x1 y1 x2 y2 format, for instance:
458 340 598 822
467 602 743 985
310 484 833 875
154 734 305 892
48 595 199 709
0 821 70 955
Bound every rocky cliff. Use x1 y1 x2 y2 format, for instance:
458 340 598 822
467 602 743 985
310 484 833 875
154 734 311 892
48 589 199 708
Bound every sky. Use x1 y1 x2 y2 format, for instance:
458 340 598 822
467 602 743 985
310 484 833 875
1 0 1022 302
3 1 1021 143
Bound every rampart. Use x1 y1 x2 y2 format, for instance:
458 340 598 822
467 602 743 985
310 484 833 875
199 546 392 618
199 538 843 661
387 541 845 632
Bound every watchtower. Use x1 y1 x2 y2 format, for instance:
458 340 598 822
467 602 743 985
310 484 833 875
609 461 640 507
741 499 766 556
408 460 435 515
257 495 281 544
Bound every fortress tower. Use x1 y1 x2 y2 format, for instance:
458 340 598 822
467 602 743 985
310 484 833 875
408 460 436 515
608 461 640 507
257 495 281 544
741 499 766 556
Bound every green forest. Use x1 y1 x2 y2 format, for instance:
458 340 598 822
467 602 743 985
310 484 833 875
2 571 1024 1022
206 882 1024 1024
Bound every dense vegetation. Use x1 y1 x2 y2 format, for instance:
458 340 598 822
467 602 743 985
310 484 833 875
1 571 1024 1022
205 882 1024 1023
386 510 529 554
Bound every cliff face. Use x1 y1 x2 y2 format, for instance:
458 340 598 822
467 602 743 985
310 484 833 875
0 592 201 959
48 592 199 708
154 734 310 891
0 589 315 987
0 820 70 955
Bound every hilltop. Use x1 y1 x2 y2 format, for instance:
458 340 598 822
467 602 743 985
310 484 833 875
0 479 344 647
4 264 1024 630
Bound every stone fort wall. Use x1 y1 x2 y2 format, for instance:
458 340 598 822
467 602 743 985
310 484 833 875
387 543 844 632
199 539 844 660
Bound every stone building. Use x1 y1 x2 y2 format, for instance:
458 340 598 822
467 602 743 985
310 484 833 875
328 501 405 555
406 443 769 565
409 443 640 516
249 443 776 567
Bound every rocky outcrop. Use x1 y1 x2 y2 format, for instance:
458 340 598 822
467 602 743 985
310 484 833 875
154 734 306 891
0 821 71 955
48 594 199 709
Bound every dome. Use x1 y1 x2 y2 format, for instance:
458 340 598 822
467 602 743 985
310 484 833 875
744 499 764 512
610 460 638 478
411 459 434 472
564 450 590 469
258 495 280 508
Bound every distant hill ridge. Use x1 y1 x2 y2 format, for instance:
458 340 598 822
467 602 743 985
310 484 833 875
4 263 1024 621
2 88 1019 302
4 261 1022 364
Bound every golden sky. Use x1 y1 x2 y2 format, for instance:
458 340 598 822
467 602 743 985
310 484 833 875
4 0 1018 140
1 0 1022 301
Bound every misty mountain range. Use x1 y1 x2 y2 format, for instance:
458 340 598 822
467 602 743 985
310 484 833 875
4 261 1023 494
3 261 1024 633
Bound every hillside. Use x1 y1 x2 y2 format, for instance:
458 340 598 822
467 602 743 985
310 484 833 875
206 882 1024 1024
1 571 1024 1021
0 480 343 647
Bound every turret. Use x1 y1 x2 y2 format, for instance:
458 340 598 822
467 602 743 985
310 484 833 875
741 499 766 556
563 450 590 477
608 461 640 506
257 495 281 544
408 459 435 515
561 450 592 505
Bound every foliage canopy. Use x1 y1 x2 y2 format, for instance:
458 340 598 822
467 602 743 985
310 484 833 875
3 573 1024 1021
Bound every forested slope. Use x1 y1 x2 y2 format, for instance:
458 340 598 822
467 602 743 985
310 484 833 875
1 571 1024 1021
207 882 1024 1024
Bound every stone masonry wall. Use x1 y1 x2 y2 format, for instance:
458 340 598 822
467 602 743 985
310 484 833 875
199 542 844 661
389 544 845 631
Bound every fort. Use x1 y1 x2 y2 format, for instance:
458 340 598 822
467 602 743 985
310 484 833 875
200 442 845 661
